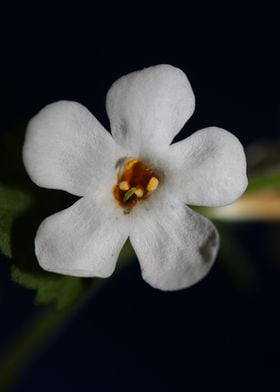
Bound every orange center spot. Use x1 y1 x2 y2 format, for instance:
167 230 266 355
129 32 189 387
113 157 159 212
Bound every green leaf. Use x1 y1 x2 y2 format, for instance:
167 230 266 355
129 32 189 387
0 125 135 309
2 185 83 309
0 127 95 309
11 265 88 310
10 239 134 310
0 184 32 257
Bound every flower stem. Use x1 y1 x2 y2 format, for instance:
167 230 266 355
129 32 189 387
0 278 104 391
0 241 135 391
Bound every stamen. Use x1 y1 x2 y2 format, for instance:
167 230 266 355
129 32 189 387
125 159 138 171
146 177 159 192
119 181 130 191
135 187 144 198
113 157 160 211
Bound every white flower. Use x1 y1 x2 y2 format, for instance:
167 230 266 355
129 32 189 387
23 65 247 291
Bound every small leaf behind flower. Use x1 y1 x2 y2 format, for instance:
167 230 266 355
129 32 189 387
0 125 135 309
0 184 32 257
0 182 88 310
0 127 89 309
11 265 88 310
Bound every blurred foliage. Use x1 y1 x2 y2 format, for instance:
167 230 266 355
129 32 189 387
215 222 260 291
246 139 280 175
0 126 90 309
11 266 87 310
0 185 32 257
0 125 134 309
246 171 280 192
195 140 280 222
245 139 280 193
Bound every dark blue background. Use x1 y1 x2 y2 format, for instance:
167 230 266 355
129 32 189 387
1 9 280 392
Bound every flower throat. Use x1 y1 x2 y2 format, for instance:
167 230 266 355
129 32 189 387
113 158 159 212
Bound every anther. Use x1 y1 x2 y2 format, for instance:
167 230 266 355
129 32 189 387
113 157 160 210
135 187 144 198
125 159 138 171
119 181 130 191
146 177 159 192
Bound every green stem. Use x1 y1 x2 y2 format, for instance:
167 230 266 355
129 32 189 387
0 278 104 391
0 242 134 391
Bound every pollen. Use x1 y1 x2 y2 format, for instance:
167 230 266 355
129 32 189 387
113 157 160 211
146 177 159 192
125 159 138 170
119 181 130 191
135 187 144 198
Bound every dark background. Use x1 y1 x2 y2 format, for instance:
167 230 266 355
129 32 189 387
0 7 280 392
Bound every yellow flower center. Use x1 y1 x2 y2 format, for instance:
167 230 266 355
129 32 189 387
113 157 159 212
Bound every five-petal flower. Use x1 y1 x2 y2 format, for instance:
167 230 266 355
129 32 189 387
23 64 247 290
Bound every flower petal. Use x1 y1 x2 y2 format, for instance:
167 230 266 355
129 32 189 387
168 127 248 207
106 65 195 153
23 101 122 196
129 200 219 291
35 194 128 277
